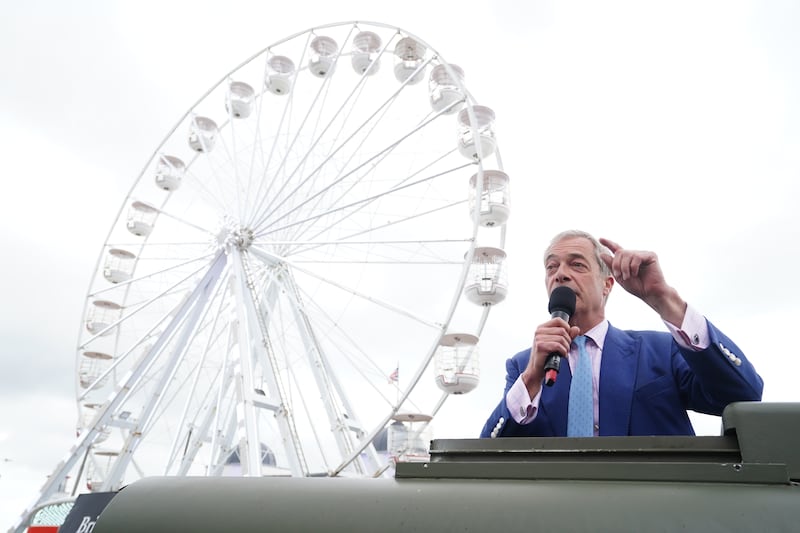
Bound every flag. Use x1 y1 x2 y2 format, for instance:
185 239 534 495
388 367 399 384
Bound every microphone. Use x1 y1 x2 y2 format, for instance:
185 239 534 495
544 286 576 387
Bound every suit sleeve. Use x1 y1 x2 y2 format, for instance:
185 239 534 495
480 350 541 438
673 319 763 415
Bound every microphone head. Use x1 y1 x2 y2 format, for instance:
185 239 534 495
548 286 576 317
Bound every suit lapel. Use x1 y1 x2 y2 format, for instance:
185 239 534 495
598 325 639 436
540 358 571 436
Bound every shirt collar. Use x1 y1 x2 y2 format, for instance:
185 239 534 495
582 319 609 350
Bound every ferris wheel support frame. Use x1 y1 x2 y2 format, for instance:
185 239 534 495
15 252 228 526
229 247 310 477
100 253 229 490
249 246 386 475
280 262 381 476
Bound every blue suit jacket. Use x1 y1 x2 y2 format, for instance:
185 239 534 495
480 321 763 437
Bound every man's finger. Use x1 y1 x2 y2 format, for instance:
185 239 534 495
629 256 643 278
620 253 632 280
599 237 621 254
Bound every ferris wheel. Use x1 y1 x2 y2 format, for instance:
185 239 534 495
18 20 511 528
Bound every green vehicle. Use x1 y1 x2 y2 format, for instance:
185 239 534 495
91 402 799 532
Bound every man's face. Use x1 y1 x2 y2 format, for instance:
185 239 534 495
544 236 613 320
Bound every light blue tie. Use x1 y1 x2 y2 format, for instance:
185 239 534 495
567 335 593 437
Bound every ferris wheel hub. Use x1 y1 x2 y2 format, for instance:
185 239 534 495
215 219 255 251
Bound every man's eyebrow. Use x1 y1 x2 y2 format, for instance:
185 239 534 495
545 252 589 263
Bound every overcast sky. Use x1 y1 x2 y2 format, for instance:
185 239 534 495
2 0 799 528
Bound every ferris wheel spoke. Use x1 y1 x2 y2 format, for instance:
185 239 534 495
288 258 464 266
116 268 229 433
251 49 437 232
258 238 471 267
276 79 376 225
277 268 376 473
131 199 220 239
257 99 464 237
247 26 357 228
278 147 465 248
287 239 470 267
223 102 249 219
79 254 231 407
269 83 392 241
257 161 471 245
245 250 425 422
189 112 256 216
249 62 366 226
283 146 464 249
73 254 227 492
186 160 241 219
244 75 297 223
284 197 470 259
286 363 333 471
80 256 218 347
253 30 398 224
174 161 230 216
87 251 215 299
250 243 446 328
77 305 174 401
288 288 403 409
275 66 431 238
280 70 442 245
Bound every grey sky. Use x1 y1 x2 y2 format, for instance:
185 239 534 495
2 0 799 528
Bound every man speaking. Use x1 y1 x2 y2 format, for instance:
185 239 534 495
480 230 763 438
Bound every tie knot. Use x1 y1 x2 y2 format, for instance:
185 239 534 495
574 335 587 348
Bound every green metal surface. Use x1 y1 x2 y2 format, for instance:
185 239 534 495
723 402 800 480
92 402 800 533
94 475 799 532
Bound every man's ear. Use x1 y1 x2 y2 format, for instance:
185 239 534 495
603 275 614 297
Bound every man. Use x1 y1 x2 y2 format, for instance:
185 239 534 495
480 230 763 438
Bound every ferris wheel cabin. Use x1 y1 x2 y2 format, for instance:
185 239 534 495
464 246 508 306
435 333 480 395
266 55 295 95
125 201 158 237
351 31 382 75
154 154 185 191
429 64 465 114
85 300 122 336
308 35 338 78
226 80 256 118
188 116 218 153
102 248 136 284
393 37 427 84
458 105 497 160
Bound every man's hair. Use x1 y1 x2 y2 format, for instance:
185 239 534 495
545 230 612 277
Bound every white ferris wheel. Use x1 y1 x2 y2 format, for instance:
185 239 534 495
18 20 511 528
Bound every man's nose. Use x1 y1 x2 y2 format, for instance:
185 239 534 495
553 265 570 283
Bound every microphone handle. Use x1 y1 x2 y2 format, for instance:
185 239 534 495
543 309 570 387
